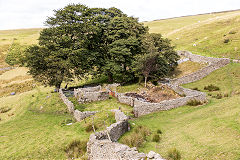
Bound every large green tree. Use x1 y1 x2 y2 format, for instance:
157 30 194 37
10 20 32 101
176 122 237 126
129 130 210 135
25 4 147 89
25 4 178 89
133 33 179 86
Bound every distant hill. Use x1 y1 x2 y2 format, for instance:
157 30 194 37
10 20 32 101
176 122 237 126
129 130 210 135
145 9 240 59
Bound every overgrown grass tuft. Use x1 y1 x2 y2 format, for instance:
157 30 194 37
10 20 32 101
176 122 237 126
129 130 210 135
121 125 151 148
152 134 161 142
212 93 223 99
204 84 220 91
85 124 98 133
167 148 181 160
186 99 203 106
157 129 162 134
64 140 87 159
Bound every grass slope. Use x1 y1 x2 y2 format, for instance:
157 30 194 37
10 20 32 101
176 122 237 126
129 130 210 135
0 28 41 70
121 63 240 160
0 87 89 159
0 86 133 159
145 10 240 59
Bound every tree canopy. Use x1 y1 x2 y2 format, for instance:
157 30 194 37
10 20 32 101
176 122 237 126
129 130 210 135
25 3 179 89
133 33 179 86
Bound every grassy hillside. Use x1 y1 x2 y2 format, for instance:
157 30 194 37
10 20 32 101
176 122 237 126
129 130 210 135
0 86 133 159
0 28 41 69
120 63 240 160
145 10 240 59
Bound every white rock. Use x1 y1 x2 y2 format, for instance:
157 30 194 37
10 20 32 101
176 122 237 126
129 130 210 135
147 151 156 159
154 153 162 159
66 123 73 125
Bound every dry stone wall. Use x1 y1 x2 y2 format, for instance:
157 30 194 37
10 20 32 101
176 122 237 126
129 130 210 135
74 110 98 121
59 89 75 113
87 109 164 160
74 85 101 97
133 84 207 117
74 85 109 103
116 93 135 106
59 89 98 121
170 51 230 85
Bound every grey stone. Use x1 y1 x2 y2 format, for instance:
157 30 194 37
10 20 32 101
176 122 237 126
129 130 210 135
147 151 156 158
87 109 151 160
74 110 97 121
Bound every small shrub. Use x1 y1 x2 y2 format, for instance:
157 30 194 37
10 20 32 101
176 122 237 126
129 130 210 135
187 99 202 106
208 93 212 96
64 140 87 159
0 107 11 113
204 84 220 91
192 87 199 91
152 134 161 142
213 93 223 99
157 129 162 134
85 124 98 132
167 148 181 160
223 38 230 43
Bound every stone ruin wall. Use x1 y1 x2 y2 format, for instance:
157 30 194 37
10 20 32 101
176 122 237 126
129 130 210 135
171 51 231 85
74 85 109 103
59 89 75 113
116 93 135 107
133 85 207 117
59 89 98 121
73 110 98 121
116 84 207 117
87 109 164 160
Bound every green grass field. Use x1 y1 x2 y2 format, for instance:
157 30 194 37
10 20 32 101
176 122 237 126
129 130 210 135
145 10 240 59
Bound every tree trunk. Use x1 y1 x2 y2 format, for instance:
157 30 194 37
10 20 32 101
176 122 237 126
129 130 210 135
144 76 147 88
55 82 62 92
108 73 113 83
